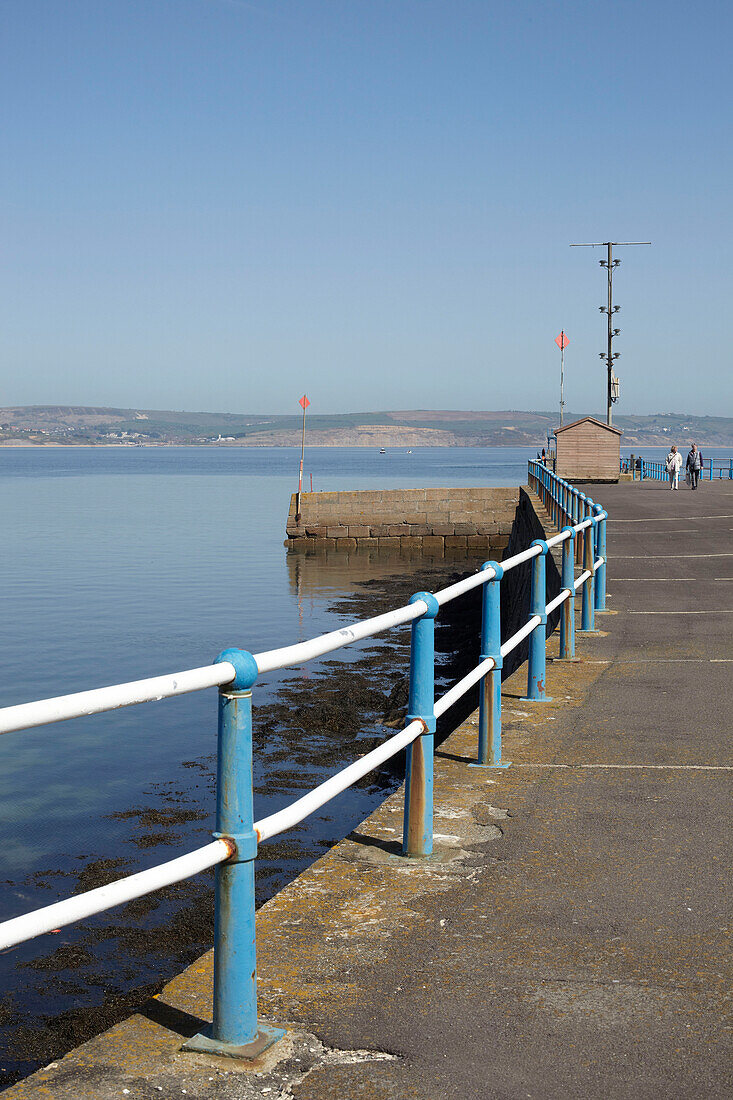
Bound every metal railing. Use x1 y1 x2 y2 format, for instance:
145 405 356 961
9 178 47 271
0 463 607 1060
622 456 733 481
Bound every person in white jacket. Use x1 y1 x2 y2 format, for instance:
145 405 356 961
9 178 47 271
666 445 683 489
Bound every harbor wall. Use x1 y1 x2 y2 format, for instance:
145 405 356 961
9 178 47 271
285 486 520 554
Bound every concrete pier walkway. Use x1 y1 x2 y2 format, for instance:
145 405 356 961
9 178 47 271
7 480 732 1100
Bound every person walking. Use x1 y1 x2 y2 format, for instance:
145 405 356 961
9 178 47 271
686 443 703 489
666 445 682 489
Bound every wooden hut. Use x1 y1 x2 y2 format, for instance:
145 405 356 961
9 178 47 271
554 416 622 482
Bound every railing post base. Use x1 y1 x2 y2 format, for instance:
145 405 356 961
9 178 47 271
183 1023 286 1061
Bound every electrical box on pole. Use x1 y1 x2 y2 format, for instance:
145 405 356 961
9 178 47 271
611 374 620 401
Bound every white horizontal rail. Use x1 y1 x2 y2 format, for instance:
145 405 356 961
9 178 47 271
434 656 496 717
501 615 542 657
546 529 572 549
253 600 425 673
0 664 234 737
574 569 592 590
502 543 543 572
0 840 230 951
546 589 571 615
256 719 424 842
434 567 496 606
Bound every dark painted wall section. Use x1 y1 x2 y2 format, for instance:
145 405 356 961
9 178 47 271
499 486 562 680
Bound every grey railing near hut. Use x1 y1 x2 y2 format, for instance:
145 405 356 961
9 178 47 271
0 463 606 1061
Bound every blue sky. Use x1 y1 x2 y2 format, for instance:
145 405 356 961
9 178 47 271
1 0 731 416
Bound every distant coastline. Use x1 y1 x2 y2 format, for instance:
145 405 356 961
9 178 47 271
2 404 732 449
0 439 726 450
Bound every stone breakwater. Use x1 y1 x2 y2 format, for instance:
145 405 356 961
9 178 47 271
285 486 520 554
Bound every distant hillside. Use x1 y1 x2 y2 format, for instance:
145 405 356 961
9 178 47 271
1 405 731 447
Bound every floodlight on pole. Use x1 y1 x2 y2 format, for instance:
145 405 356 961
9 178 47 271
570 241 651 426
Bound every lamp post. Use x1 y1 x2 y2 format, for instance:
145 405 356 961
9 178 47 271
570 241 651 426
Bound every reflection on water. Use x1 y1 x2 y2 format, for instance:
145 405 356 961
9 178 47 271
286 543 487 605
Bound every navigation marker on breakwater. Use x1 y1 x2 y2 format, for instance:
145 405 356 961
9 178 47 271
296 393 310 521
555 330 569 427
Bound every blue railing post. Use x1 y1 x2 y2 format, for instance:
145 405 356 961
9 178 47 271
580 509 596 633
593 504 607 612
403 592 438 857
475 562 509 768
575 492 586 565
559 527 576 658
524 540 552 702
184 649 284 1059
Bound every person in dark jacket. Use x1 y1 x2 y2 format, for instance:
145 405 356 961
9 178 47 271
686 444 703 489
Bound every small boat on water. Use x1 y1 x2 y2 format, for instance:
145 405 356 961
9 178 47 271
379 448 386 454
